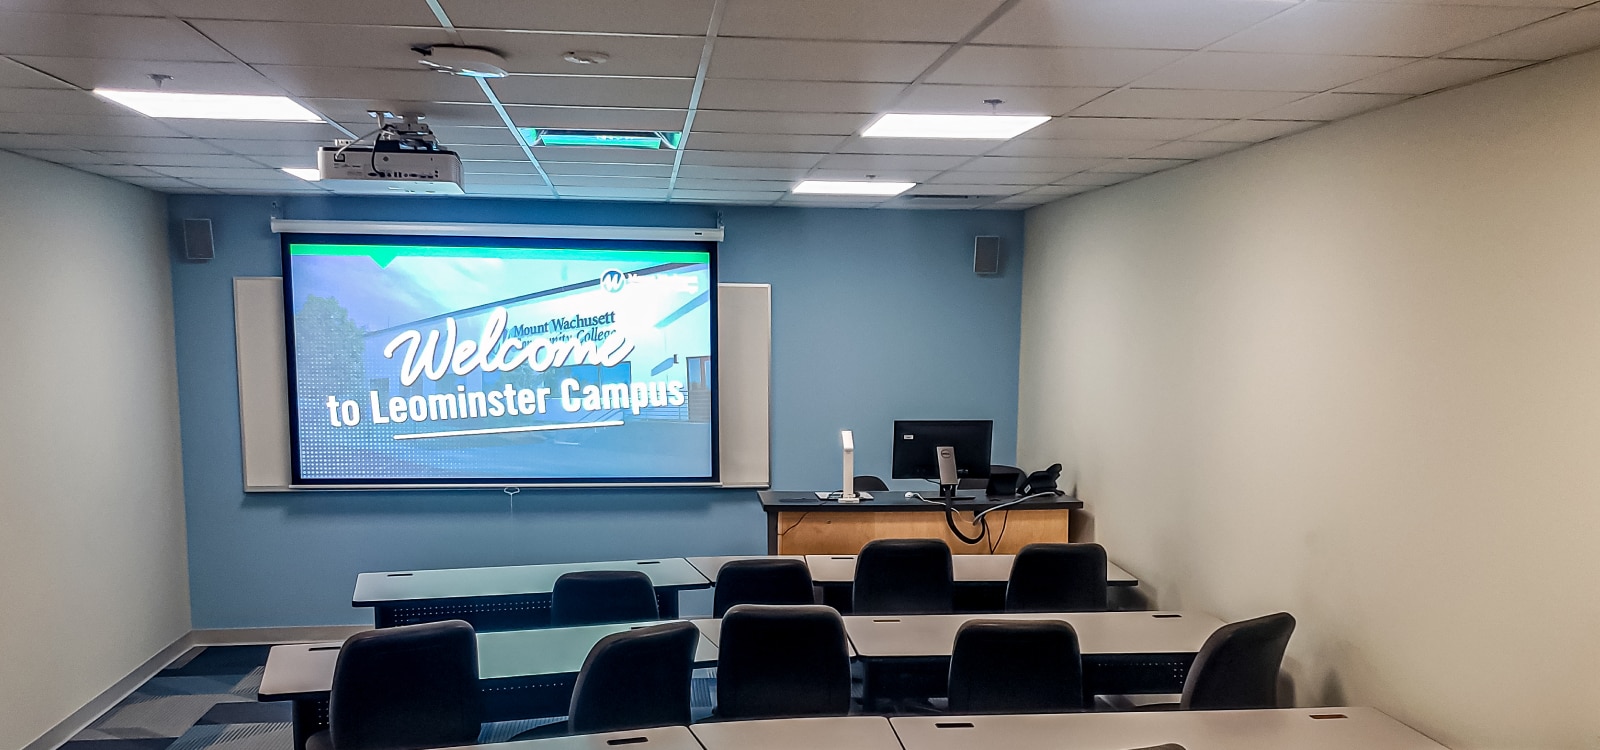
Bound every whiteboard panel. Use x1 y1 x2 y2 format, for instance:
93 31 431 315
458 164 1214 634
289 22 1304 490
234 279 769 490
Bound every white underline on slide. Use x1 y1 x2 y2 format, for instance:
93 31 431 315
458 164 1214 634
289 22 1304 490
392 421 626 440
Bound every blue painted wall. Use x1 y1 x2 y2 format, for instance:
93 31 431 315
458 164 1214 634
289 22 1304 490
167 194 1025 628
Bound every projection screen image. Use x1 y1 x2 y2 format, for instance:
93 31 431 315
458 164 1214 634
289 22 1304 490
283 235 717 485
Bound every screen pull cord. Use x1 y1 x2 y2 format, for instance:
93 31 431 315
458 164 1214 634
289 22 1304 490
504 486 520 517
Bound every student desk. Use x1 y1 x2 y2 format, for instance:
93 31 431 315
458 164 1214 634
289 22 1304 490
844 611 1222 703
442 726 704 750
257 621 719 750
691 716 901 750
758 491 1083 555
352 558 711 630
889 707 1449 750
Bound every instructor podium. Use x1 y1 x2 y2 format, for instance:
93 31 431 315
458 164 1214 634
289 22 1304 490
756 490 1082 555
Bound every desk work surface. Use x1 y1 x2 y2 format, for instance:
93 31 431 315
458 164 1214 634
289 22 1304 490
843 611 1223 658
352 558 710 605
690 716 899 750
804 554 1138 587
257 620 719 699
759 490 1083 512
442 726 703 750
684 555 805 580
890 707 1447 750
690 617 857 657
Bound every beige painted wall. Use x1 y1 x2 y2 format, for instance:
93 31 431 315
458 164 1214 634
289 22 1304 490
0 152 190 750
1020 50 1600 750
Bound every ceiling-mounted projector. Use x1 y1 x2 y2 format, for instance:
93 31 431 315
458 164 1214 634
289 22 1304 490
317 112 464 194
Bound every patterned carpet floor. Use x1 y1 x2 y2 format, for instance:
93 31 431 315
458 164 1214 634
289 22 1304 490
61 645 717 750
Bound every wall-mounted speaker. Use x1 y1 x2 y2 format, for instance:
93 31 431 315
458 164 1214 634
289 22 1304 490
183 218 215 262
974 235 1001 275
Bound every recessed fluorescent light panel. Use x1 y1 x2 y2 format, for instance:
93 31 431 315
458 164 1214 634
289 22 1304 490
792 180 915 196
281 168 321 181
863 113 1050 140
519 128 683 149
94 89 322 122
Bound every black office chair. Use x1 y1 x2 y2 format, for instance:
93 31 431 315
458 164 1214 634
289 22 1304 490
1005 543 1109 612
712 559 816 617
853 475 889 492
947 619 1084 714
985 465 1024 496
852 538 953 614
1180 612 1296 710
307 620 480 750
550 570 659 626
510 621 700 739
715 604 852 720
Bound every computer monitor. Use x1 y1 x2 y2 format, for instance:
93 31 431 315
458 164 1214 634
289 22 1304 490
891 420 993 486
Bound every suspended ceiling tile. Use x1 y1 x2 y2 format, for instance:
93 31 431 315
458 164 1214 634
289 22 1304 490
490 76 695 109
255 65 486 101
1091 157 1191 174
668 189 785 201
547 175 673 189
697 79 906 113
928 46 1189 88
815 152 971 171
0 57 73 89
708 39 948 83
837 137 998 156
977 0 1297 50
0 87 128 116
895 84 1107 116
719 0 1006 42
1056 171 1143 186
72 163 166 178
987 138 1168 158
1213 2 1560 57
1023 116 1227 140
1132 52 1411 93
1192 119 1321 142
0 112 186 137
677 150 827 168
212 140 339 157
503 105 689 131
1072 88 1304 119
460 30 708 77
459 160 546 175
10 147 113 164
189 21 454 70
439 0 716 36
1137 140 1251 160
671 178 793 191
452 144 536 161
304 99 503 127
804 168 940 181
540 162 674 177
157 0 442 24
558 186 672 200
684 132 844 152
1256 92 1410 121
4 0 167 15
426 125 522 146
123 176 211 191
1444 7 1600 59
0 13 233 61
47 134 225 153
676 164 810 180
1338 58 1530 94
13 57 287 95
924 173 1060 187
157 120 345 140
911 182 1030 194
959 155 1100 173
91 152 274 168
528 144 678 164
690 110 871 135
145 165 296 179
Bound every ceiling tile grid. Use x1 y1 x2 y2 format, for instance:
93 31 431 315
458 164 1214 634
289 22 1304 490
0 0 1594 205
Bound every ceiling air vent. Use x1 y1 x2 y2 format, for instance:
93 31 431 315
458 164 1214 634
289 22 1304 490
518 128 683 149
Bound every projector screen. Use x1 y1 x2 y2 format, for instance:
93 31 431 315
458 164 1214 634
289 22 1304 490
281 234 717 486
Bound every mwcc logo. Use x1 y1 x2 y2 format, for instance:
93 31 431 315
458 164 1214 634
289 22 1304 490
599 269 626 293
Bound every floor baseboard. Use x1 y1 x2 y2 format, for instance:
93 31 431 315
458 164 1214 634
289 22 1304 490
21 634 193 750
22 626 370 750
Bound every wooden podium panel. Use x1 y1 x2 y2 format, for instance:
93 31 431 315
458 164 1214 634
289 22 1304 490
774 508 1070 555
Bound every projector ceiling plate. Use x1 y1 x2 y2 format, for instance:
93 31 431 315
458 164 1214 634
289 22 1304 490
418 45 509 78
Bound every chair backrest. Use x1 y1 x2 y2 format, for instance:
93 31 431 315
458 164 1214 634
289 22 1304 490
852 538 953 615
1005 543 1109 612
568 621 699 734
715 604 852 720
947 619 1084 714
985 465 1024 496
713 559 816 618
1181 612 1296 710
551 570 659 626
328 620 481 750
853 475 890 492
